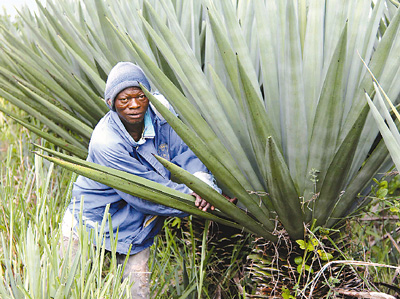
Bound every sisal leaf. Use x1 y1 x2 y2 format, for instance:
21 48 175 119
314 104 370 226
303 23 348 220
264 137 304 240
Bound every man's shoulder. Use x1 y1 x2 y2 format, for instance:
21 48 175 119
90 113 125 151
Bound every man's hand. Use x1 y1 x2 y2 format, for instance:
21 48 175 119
223 194 238 205
192 192 214 211
193 192 238 211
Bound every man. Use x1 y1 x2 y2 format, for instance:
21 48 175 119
62 62 221 298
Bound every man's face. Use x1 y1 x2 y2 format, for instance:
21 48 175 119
113 87 149 127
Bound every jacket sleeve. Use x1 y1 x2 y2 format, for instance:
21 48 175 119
90 140 189 217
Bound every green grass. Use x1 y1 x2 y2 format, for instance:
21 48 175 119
0 102 132 298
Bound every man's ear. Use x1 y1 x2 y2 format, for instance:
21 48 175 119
106 99 112 108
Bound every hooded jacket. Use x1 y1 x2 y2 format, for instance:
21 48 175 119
64 95 220 255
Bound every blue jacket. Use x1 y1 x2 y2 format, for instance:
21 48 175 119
66 97 219 254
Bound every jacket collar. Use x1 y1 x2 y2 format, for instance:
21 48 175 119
109 106 158 147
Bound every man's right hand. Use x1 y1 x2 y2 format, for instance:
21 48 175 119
192 192 214 212
192 192 237 212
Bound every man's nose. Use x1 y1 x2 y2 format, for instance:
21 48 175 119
128 98 140 108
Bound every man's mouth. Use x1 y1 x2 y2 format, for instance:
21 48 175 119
127 113 143 119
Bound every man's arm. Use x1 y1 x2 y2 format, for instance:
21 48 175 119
90 141 192 216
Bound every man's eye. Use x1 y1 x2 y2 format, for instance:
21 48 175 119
119 98 128 103
138 95 146 100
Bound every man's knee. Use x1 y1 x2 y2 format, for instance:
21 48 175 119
60 235 80 261
118 248 151 299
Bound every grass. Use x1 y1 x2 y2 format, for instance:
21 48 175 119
0 101 130 298
1 100 400 298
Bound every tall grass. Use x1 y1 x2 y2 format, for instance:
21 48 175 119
0 103 134 298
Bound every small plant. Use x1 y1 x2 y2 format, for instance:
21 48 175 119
295 238 318 275
282 286 296 299
292 226 338 297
